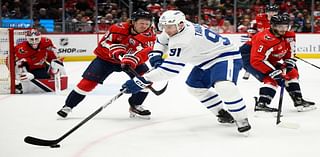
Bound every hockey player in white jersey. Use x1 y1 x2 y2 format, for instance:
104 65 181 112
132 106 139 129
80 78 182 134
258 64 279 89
122 10 251 134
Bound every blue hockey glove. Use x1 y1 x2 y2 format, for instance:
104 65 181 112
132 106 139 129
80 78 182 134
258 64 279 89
268 69 283 81
122 76 152 94
149 51 164 68
284 58 296 72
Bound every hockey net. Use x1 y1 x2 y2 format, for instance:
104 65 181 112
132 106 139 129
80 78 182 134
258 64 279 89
0 28 29 94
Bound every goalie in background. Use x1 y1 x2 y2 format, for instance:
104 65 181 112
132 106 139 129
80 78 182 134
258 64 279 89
14 29 67 94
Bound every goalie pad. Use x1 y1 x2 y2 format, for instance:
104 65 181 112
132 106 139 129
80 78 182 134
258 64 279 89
19 76 68 93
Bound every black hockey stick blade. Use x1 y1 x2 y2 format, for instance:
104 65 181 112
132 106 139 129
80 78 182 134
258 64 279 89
148 81 168 96
24 92 124 147
126 67 168 96
24 136 60 146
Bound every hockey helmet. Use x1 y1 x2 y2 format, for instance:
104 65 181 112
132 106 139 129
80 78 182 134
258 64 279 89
270 14 290 25
158 10 186 32
131 9 153 22
266 4 278 12
270 14 290 36
26 29 41 49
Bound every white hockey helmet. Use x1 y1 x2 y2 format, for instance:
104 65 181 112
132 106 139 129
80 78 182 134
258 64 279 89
26 29 41 49
158 10 186 32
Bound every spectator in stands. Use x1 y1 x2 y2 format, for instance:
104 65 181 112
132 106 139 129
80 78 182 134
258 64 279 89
32 17 47 33
37 8 50 19
301 20 312 32
96 17 112 33
221 20 235 33
237 16 251 33
314 19 320 33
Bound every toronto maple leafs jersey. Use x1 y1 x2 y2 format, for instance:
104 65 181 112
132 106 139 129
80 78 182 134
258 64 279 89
144 21 241 82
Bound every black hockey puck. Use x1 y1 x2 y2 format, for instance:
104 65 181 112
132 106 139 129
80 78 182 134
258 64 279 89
50 144 60 148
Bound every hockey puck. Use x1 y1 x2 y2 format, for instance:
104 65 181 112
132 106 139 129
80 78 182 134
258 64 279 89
50 144 60 148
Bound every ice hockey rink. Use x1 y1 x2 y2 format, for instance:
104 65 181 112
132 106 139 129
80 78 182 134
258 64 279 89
1 59 320 157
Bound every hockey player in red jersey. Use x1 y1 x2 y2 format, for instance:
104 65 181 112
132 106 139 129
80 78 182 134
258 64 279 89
57 10 156 119
255 4 279 32
14 29 67 93
242 14 316 112
241 4 279 79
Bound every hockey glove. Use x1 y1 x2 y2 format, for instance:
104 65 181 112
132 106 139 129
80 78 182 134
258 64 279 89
121 54 140 70
268 69 283 81
122 76 152 94
109 44 126 61
50 59 65 74
149 51 164 68
284 58 296 72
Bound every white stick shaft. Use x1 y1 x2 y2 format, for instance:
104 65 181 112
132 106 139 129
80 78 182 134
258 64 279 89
54 71 61 94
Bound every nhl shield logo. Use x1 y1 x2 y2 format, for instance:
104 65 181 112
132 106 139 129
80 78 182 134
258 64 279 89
60 38 68 46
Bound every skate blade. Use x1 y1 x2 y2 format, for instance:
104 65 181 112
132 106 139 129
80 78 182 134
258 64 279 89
254 111 280 118
296 106 317 112
276 122 300 129
129 113 151 120
238 131 250 137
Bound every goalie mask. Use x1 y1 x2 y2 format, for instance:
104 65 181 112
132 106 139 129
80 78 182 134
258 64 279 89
158 10 186 36
26 29 41 49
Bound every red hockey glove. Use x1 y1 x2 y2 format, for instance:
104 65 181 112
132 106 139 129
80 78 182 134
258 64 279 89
109 44 126 61
121 54 140 70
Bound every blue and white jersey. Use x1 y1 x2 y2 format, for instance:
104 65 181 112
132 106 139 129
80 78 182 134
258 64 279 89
145 21 241 82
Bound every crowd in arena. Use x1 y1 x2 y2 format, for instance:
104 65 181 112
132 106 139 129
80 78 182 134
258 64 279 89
1 0 320 33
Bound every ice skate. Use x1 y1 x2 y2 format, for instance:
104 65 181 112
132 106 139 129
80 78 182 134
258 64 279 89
235 118 251 136
15 83 23 94
216 109 235 124
254 102 278 112
129 105 151 120
254 97 278 118
57 106 72 118
293 97 316 112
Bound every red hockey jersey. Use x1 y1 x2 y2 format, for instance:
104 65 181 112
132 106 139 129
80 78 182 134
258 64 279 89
256 13 270 31
15 37 58 71
250 30 295 74
94 22 156 64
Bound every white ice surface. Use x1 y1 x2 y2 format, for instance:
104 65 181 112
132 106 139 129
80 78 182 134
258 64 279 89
1 59 320 157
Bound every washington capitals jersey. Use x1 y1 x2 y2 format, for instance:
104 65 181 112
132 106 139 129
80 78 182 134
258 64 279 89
14 37 57 70
145 21 240 82
250 29 295 74
256 13 270 31
94 22 156 64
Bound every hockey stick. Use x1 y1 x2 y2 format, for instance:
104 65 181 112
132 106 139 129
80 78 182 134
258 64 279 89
276 81 300 129
24 91 124 147
54 70 61 94
294 55 320 70
126 67 168 96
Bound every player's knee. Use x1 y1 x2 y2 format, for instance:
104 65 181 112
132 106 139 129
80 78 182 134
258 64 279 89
186 86 208 99
75 79 98 95
215 81 240 99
